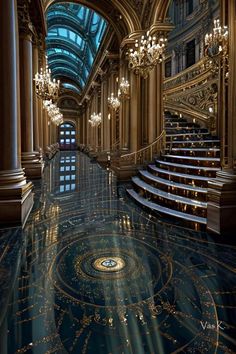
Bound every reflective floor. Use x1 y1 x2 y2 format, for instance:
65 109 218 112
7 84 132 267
0 152 236 354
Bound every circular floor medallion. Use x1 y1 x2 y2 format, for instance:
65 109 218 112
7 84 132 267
93 256 125 272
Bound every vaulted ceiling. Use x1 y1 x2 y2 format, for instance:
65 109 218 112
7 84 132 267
46 2 107 94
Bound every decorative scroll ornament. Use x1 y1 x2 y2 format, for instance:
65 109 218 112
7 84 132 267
127 31 167 78
89 112 102 127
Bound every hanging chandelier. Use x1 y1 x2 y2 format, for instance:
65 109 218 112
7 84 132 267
43 100 63 126
108 93 120 111
205 19 228 59
34 57 60 100
127 31 167 79
118 77 130 100
89 112 102 127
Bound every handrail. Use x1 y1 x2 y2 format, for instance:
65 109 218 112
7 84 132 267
163 57 213 94
111 139 120 151
121 130 166 165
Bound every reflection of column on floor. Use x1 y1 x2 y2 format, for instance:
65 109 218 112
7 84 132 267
0 0 33 225
18 2 43 179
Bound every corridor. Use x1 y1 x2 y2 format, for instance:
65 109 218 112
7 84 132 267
0 152 236 353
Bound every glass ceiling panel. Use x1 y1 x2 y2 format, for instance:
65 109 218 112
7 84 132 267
46 2 107 93
62 83 81 94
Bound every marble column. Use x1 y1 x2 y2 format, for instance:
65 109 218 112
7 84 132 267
18 5 43 179
207 0 236 235
156 62 164 136
148 67 157 143
130 72 141 151
103 78 110 151
32 37 44 167
0 0 33 225
119 63 130 151
38 99 43 150
32 39 40 151
43 109 49 151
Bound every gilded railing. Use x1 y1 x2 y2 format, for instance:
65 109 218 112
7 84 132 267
163 58 218 132
111 139 120 151
164 58 212 92
120 130 166 165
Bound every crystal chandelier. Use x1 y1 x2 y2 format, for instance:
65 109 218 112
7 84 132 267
34 57 60 100
43 100 63 126
118 77 130 100
108 93 120 111
89 112 102 127
205 19 228 58
205 19 229 77
127 31 167 79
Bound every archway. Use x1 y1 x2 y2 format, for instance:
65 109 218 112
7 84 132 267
59 122 77 150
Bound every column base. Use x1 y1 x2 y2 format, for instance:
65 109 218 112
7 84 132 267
207 170 236 235
0 169 34 227
22 151 44 179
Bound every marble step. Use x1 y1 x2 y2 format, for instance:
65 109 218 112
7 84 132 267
162 154 220 167
165 122 199 128
148 164 210 184
155 159 220 176
166 132 210 139
127 189 207 225
165 147 220 157
139 170 207 195
165 139 220 148
132 176 207 209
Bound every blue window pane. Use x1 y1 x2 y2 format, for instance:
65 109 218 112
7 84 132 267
46 3 107 89
58 28 66 37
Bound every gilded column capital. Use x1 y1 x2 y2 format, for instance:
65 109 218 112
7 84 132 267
17 0 33 41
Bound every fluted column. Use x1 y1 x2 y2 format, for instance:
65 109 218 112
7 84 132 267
0 0 33 225
18 2 42 178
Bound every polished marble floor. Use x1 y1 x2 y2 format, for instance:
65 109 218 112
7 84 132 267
0 151 236 354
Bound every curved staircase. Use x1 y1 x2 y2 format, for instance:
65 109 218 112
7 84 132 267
127 112 221 229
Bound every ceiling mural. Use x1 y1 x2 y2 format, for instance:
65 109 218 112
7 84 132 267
46 2 107 94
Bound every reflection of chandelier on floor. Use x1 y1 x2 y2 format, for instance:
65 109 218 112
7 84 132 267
43 100 63 126
127 31 167 79
118 77 130 100
89 112 102 127
108 92 120 111
34 57 60 100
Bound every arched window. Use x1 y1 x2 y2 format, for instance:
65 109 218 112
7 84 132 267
59 122 77 150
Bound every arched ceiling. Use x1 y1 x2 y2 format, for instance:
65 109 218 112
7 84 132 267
46 2 107 94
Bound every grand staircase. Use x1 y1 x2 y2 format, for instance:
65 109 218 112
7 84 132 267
127 112 221 229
